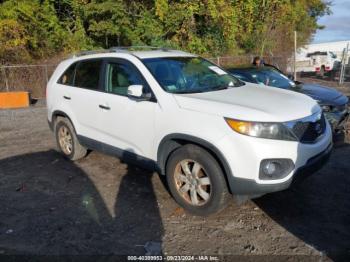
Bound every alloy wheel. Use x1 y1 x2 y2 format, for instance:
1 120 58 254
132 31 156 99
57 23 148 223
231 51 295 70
58 125 73 155
174 159 211 206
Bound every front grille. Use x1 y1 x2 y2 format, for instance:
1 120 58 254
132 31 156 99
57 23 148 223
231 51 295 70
292 113 326 143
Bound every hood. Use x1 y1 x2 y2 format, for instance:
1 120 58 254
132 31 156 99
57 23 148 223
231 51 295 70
173 83 320 122
293 83 348 106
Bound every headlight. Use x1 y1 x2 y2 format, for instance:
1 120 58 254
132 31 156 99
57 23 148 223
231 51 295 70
225 118 297 141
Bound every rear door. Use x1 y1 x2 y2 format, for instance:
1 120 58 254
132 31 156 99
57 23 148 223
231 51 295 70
67 59 105 138
55 62 76 116
97 58 157 159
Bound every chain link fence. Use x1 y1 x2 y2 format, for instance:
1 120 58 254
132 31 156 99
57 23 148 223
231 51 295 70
0 64 56 98
0 55 348 99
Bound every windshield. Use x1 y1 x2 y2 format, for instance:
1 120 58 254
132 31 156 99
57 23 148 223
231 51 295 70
142 57 243 93
247 68 296 89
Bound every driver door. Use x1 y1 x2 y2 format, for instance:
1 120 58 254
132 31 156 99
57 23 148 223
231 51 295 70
97 58 157 159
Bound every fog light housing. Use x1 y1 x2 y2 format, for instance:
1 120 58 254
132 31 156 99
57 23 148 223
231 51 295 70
262 162 277 176
259 159 294 180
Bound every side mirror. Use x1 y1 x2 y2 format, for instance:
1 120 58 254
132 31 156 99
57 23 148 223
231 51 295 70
127 85 152 101
287 74 295 81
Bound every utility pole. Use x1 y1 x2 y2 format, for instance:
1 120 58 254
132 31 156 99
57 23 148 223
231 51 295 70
339 43 349 85
294 31 297 81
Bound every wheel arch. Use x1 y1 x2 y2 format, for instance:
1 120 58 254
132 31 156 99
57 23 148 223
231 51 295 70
50 110 77 133
157 134 233 193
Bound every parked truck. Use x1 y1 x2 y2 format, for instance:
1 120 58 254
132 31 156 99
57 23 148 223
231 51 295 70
296 51 340 77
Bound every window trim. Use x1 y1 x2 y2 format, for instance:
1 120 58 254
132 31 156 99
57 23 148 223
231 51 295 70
56 57 157 102
57 58 104 92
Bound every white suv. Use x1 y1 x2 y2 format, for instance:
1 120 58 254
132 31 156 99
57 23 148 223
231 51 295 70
47 47 332 216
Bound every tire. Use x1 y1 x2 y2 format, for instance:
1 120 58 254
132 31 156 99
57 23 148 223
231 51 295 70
54 117 87 161
166 144 230 216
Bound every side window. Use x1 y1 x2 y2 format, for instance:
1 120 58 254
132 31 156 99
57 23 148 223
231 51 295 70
106 61 145 96
74 60 102 90
58 63 76 86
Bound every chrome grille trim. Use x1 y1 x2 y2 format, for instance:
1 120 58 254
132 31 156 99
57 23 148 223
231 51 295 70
284 111 326 144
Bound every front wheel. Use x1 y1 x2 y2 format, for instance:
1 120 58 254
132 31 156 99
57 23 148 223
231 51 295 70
166 144 230 216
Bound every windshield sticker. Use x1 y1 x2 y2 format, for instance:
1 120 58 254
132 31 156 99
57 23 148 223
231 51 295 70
208 66 227 75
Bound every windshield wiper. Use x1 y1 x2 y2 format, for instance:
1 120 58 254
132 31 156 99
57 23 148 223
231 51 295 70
210 85 229 91
172 89 205 94
235 80 246 87
211 83 243 91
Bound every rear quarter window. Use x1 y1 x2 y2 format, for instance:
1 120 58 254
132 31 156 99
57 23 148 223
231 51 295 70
58 63 76 86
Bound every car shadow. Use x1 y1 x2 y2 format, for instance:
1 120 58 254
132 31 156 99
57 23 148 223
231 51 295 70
0 150 163 255
254 143 350 260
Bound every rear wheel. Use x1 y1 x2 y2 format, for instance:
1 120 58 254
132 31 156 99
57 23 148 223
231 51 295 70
55 117 87 160
166 144 230 216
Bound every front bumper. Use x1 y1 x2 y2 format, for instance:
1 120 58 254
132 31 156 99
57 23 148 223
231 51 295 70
291 142 332 185
227 142 332 195
217 120 333 195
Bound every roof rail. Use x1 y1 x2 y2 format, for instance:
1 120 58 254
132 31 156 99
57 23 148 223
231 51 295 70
109 46 171 51
69 49 115 58
69 46 174 58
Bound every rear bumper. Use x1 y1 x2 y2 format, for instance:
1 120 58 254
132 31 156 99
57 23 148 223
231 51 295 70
229 142 332 195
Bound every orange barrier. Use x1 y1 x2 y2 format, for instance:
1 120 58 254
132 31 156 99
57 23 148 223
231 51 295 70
0 92 30 109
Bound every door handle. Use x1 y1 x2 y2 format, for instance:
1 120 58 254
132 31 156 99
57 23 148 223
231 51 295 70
63 96 71 100
99 104 110 110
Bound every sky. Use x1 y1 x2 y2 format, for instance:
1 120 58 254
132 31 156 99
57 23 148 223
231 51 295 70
313 0 350 43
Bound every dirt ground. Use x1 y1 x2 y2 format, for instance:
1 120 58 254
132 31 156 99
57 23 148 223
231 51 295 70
0 92 350 261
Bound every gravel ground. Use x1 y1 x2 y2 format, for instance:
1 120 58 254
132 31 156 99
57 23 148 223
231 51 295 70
0 98 349 261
